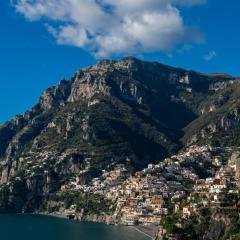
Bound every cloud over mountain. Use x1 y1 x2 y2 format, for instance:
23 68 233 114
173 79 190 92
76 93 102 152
14 0 205 57
203 50 217 61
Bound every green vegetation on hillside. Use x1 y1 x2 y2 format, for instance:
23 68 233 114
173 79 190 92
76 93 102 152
64 192 114 215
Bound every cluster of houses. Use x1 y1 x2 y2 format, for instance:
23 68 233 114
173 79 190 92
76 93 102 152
190 151 240 208
60 145 240 227
173 149 240 220
114 145 236 225
68 164 131 196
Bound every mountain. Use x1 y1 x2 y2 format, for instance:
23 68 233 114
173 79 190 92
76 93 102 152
0 57 239 212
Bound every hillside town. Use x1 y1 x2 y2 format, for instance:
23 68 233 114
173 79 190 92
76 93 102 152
55 145 240 239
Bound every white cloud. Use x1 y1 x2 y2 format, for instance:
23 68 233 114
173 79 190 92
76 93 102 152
14 0 206 58
203 50 217 61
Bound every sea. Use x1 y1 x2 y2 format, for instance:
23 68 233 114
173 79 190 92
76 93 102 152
0 214 151 240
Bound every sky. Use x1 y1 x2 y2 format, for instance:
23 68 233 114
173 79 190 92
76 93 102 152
0 0 240 124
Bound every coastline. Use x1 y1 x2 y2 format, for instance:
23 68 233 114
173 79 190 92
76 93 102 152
32 212 157 239
132 225 159 240
132 226 155 239
32 212 69 219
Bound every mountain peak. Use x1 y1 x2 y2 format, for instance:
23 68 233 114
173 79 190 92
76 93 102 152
90 56 142 73
34 58 238 114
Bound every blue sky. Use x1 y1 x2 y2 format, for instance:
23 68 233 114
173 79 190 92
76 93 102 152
0 0 240 124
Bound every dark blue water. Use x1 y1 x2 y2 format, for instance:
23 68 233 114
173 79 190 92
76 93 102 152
0 215 150 240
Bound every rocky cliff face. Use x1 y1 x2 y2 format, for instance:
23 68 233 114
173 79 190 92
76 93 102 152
0 57 239 212
203 209 240 240
183 78 240 146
